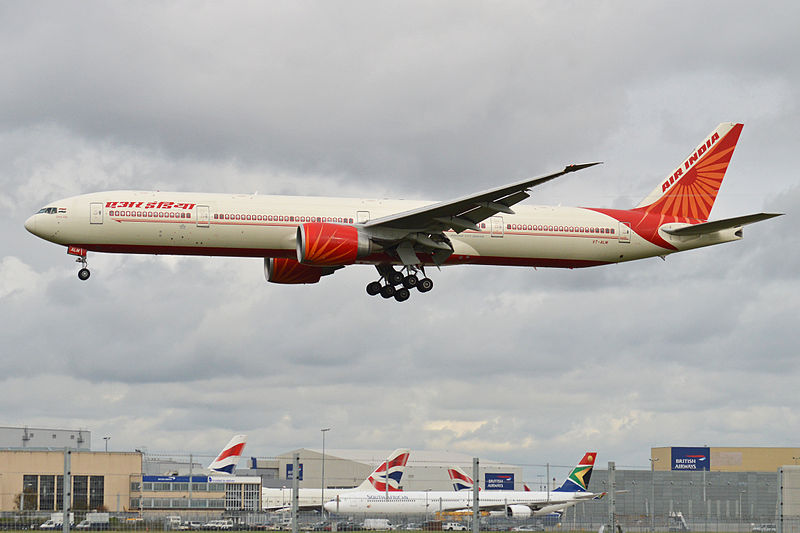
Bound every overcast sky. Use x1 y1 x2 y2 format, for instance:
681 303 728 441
2 1 799 481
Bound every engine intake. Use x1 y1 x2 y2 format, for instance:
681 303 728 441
297 222 372 266
265 258 338 284
506 505 532 518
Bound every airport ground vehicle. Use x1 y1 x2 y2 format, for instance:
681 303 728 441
75 513 109 530
442 523 468 531
363 519 394 530
40 513 75 529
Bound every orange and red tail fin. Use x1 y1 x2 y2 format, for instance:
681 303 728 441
635 123 743 222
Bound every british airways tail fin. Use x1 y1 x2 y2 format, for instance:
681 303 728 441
354 448 410 492
552 452 596 493
636 123 743 221
447 466 475 491
207 434 247 474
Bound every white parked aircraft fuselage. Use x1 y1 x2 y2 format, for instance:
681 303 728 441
324 489 591 515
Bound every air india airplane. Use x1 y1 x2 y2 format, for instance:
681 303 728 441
24 123 780 302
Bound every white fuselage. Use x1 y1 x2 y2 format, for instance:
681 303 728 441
24 190 739 268
263 487 362 512
324 489 590 516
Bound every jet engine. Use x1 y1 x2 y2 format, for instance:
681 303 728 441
264 258 338 284
296 222 373 266
506 505 533 518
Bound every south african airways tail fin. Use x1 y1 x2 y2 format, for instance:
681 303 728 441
552 452 596 493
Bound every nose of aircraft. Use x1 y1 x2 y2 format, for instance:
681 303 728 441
24 215 37 234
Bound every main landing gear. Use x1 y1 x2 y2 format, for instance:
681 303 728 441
366 265 433 302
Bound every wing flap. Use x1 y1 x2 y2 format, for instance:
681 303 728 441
364 163 600 232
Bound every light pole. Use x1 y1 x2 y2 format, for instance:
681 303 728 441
321 428 331 520
650 457 659 533
103 436 110 452
739 490 746 521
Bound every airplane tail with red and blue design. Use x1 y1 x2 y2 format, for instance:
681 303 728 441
354 448 410 492
207 434 247 474
448 466 476 491
552 452 596 493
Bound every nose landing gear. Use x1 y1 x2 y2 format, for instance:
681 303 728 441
68 247 91 281
365 265 434 302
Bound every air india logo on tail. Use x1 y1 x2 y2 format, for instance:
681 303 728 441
636 123 744 222
662 132 721 193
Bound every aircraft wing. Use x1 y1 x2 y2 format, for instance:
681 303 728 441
471 492 602 513
365 163 601 233
661 213 782 236
362 163 601 265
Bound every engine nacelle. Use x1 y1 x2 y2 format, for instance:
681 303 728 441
506 505 533 518
264 258 338 284
297 222 372 266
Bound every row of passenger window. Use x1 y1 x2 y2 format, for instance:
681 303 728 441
110 210 191 219
214 213 355 224
508 223 615 234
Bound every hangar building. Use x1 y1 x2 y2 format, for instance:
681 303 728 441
0 449 140 513
245 448 522 491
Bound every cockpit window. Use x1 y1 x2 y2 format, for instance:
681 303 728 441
37 207 58 214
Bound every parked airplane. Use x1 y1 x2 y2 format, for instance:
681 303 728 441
263 448 409 512
208 434 247 474
25 123 780 302
324 452 603 516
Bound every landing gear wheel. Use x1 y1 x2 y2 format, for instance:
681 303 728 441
394 287 411 302
387 270 404 286
380 284 396 299
78 268 91 281
417 277 433 293
366 281 383 296
402 274 418 289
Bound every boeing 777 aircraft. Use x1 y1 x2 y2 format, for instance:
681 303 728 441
324 452 602 516
25 123 780 302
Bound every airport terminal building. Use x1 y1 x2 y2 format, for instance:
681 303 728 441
4 426 800 530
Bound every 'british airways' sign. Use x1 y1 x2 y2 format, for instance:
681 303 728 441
671 447 710 471
485 473 514 490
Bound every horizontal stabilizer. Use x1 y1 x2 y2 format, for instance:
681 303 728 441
662 213 783 236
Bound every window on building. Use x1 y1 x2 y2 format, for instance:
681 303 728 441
56 476 63 510
73 475 88 510
89 476 104 510
40 475 55 511
22 475 38 510
225 484 242 510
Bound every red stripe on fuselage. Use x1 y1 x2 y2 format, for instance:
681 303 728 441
75 243 610 269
